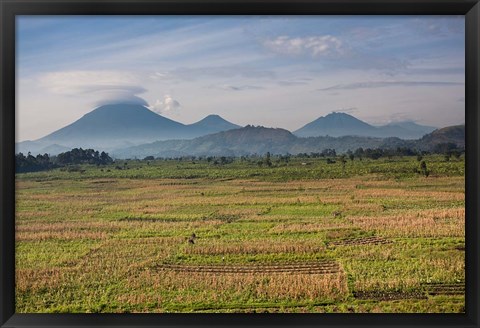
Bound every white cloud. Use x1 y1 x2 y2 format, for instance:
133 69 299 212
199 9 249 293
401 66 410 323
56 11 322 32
318 81 464 91
208 84 264 91
38 70 149 107
150 72 172 80
335 107 358 114
148 95 181 114
411 16 464 37
39 70 141 94
166 66 276 81
94 94 148 107
263 35 346 58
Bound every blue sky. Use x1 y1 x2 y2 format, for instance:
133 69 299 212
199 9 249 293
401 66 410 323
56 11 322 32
17 15 465 141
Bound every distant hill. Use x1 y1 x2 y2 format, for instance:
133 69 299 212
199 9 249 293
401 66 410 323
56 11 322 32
378 125 465 151
415 125 465 150
294 112 436 139
385 121 437 135
112 126 298 158
112 124 464 159
111 126 387 158
16 104 240 155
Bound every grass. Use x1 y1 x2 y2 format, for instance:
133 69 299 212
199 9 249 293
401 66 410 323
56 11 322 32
15 155 465 313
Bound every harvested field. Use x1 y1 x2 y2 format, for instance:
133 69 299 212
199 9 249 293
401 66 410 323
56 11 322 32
15 155 465 313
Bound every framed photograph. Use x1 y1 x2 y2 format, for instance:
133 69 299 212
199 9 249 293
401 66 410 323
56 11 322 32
1 0 479 327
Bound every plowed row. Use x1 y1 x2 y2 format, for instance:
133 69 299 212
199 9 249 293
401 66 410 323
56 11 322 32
423 282 465 296
353 282 465 300
157 261 341 274
353 290 427 301
329 236 392 246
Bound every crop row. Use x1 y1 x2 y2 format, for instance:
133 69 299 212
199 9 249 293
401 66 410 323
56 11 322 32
328 236 392 246
423 282 465 296
157 261 341 274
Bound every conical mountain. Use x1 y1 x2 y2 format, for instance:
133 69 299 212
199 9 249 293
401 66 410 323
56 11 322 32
38 104 188 149
294 112 374 137
188 114 240 135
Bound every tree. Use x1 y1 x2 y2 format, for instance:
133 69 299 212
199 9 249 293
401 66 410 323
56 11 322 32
347 150 354 162
354 147 364 160
452 150 462 159
264 152 272 167
15 152 55 173
16 150 114 173
100 151 113 165
340 155 347 175
420 160 429 177
56 148 113 166
433 142 457 154
321 149 336 157
364 148 382 160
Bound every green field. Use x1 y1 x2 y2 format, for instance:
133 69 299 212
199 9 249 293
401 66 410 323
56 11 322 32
15 155 465 313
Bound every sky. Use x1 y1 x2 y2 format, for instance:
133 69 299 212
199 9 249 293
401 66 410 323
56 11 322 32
16 15 465 141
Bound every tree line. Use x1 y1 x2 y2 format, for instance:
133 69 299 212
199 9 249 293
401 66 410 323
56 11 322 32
16 142 463 173
16 148 113 173
139 142 464 163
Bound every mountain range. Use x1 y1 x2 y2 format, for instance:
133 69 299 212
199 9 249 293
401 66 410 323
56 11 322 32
112 124 464 159
16 103 461 158
294 112 436 139
17 104 240 155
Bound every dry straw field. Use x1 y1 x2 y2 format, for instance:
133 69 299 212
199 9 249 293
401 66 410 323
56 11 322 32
15 155 465 313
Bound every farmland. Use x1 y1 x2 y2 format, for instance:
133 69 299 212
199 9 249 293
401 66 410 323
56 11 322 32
15 155 465 313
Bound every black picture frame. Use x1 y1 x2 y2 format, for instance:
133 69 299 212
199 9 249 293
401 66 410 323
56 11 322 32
1 0 479 327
